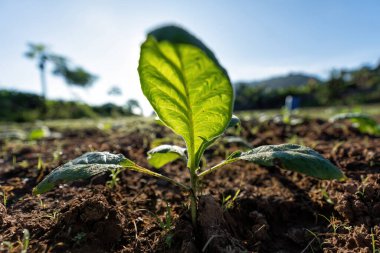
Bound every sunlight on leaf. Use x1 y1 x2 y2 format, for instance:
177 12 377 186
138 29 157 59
238 144 344 180
147 144 187 169
33 152 125 194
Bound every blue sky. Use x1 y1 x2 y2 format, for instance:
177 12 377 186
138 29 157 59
1 0 380 114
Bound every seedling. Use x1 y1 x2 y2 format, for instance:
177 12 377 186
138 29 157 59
37 155 44 170
221 189 241 211
136 202 175 248
1 191 7 207
302 228 329 253
319 214 342 234
329 112 380 136
43 210 60 222
33 25 345 226
157 202 174 248
21 229 30 253
0 241 15 252
106 168 122 189
3 229 32 253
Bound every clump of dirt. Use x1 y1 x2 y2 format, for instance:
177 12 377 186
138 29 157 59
323 225 380 252
197 195 245 252
45 193 124 252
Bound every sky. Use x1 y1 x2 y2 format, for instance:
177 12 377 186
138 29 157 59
1 0 380 114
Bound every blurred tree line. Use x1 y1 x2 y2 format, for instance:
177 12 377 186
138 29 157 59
234 62 380 110
0 90 139 122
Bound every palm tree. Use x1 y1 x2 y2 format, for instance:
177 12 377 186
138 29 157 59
25 43 48 99
25 43 97 100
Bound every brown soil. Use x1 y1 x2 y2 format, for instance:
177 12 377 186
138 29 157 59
0 118 379 252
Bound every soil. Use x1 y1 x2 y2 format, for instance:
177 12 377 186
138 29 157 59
0 117 379 252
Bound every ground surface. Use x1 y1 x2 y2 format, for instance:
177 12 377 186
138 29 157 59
0 115 379 252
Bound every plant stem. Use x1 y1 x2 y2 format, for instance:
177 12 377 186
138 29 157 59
197 158 237 178
189 170 198 226
121 162 190 191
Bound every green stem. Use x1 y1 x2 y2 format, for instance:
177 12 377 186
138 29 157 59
122 162 190 191
189 169 198 226
197 158 237 178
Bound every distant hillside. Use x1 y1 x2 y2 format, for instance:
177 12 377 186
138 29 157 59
236 73 321 88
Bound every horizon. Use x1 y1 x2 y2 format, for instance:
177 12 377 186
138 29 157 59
1 0 380 114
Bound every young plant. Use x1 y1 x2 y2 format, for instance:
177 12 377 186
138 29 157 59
329 112 380 136
106 167 122 189
33 25 345 226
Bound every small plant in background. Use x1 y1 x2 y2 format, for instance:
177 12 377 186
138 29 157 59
2 229 32 253
0 191 7 207
33 25 344 226
21 229 30 253
157 202 174 248
329 112 380 136
319 214 343 235
221 189 241 211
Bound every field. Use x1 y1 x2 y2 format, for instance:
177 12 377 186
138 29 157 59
0 109 380 252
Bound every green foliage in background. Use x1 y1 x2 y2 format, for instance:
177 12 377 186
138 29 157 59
0 90 136 122
234 64 380 110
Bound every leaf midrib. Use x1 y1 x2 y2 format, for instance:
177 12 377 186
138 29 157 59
154 42 196 164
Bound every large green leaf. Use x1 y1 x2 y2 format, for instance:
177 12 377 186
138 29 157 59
139 35 233 165
33 152 125 194
147 144 187 169
199 144 344 180
33 152 189 194
238 144 344 179
148 25 228 76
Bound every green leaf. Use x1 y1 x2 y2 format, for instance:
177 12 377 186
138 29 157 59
329 112 376 123
147 145 187 169
28 126 50 140
222 136 252 149
227 115 240 129
33 152 126 194
139 33 233 166
148 25 228 76
238 144 344 180
330 113 380 135
34 151 190 194
226 150 243 160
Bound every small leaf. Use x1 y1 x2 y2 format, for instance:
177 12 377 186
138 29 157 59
147 145 187 169
227 115 240 129
28 126 51 140
226 150 243 160
222 136 252 148
33 152 126 194
238 144 344 180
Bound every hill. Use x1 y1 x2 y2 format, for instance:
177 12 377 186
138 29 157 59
236 73 321 88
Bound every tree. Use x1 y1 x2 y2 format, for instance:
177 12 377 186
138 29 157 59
125 99 143 115
25 43 97 100
25 44 48 99
107 86 122 96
